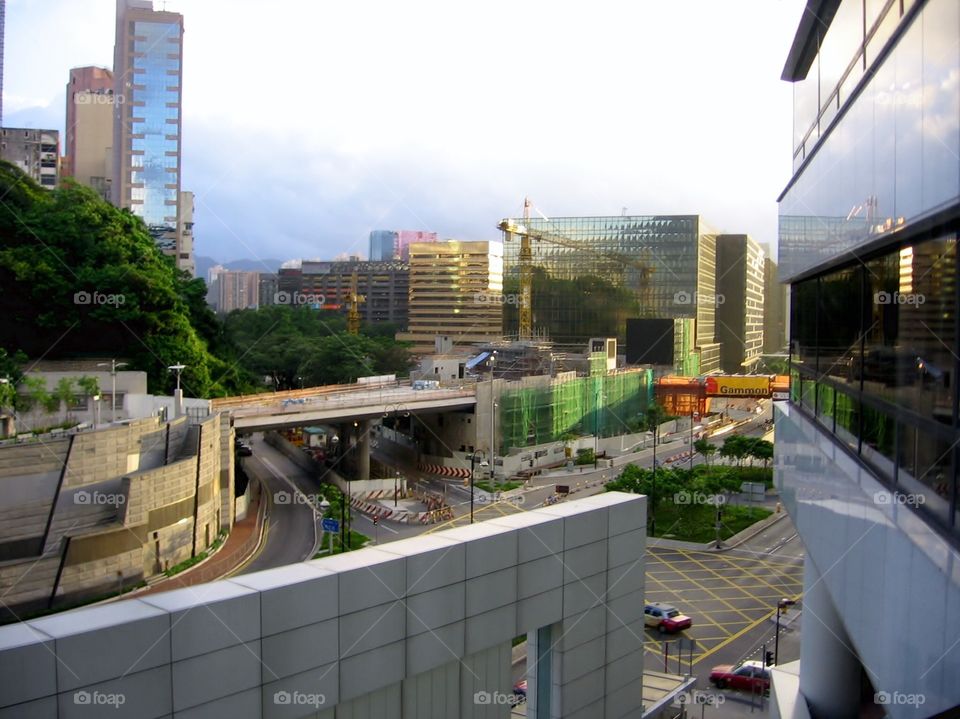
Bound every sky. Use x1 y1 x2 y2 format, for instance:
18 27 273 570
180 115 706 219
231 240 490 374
4 0 806 268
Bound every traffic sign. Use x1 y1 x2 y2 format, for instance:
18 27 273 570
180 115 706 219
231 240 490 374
321 518 339 533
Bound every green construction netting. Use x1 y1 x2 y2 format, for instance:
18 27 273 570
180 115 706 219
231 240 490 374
498 369 653 452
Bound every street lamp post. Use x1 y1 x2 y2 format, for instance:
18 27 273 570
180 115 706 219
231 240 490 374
394 470 400 507
774 598 796 665
97 359 128 422
651 413 658 536
468 452 488 525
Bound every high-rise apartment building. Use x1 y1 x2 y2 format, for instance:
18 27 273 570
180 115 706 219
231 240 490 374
0 128 59 188
397 241 503 354
772 0 960 716
762 255 787 353
301 260 409 326
63 66 114 194
111 0 187 270
502 215 722 372
715 234 765 374
213 270 259 314
369 230 438 261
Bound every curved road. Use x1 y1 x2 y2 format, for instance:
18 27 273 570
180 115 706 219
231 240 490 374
233 437 320 575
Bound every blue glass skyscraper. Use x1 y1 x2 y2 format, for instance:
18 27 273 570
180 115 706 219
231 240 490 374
112 0 187 267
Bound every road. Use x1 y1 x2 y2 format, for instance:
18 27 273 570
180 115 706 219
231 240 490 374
232 436 321 575
235 400 803 717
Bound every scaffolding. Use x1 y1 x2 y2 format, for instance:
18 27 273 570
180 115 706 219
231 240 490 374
498 368 654 451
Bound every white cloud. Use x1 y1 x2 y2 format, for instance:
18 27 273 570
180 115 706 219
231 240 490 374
6 0 806 263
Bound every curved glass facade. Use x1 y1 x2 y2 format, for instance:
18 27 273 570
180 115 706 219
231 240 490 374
780 0 959 282
782 0 960 537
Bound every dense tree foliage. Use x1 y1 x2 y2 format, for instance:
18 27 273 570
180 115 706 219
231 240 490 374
222 305 413 389
0 163 257 396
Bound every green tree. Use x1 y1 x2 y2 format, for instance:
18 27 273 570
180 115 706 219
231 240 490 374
52 377 76 423
0 163 254 398
720 435 753 467
693 437 717 466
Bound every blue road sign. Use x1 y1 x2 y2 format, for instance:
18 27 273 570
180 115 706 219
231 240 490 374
321 518 339 533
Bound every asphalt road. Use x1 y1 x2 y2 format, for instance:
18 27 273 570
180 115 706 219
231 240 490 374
232 436 321 575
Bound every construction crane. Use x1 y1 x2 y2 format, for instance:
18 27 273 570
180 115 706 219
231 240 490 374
346 266 365 335
498 198 655 340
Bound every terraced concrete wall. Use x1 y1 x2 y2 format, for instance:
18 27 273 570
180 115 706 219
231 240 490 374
0 492 647 719
0 414 228 619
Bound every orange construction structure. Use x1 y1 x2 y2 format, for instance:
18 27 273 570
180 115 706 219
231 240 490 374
655 374 790 414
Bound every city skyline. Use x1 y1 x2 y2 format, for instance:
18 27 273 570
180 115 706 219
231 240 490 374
4 0 803 266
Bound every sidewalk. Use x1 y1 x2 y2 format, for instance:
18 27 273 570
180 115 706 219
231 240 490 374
133 491 266 597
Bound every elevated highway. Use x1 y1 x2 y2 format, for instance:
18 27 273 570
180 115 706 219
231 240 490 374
217 381 476 433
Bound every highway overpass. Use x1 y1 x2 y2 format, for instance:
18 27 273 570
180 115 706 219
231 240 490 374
220 383 477 433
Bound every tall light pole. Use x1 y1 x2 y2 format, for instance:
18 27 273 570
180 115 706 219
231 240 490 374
97 359 128 422
394 469 400 507
490 401 498 488
468 453 489 524
774 598 796 665
651 409 658 537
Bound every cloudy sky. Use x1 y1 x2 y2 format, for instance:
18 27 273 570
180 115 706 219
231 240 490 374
5 0 805 267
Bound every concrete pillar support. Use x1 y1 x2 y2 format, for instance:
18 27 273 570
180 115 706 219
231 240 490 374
798 559 860 718
357 419 370 481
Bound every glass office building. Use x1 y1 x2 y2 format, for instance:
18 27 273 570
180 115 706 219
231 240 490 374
501 215 721 371
774 0 960 714
112 0 184 260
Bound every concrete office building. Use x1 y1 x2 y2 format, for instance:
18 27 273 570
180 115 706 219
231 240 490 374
502 215 722 372
398 240 504 355
111 0 189 271
301 260 410 326
178 190 195 277
63 66 114 196
763 255 788 354
715 234 765 374
773 0 960 716
0 128 59 188
0 493 651 718
258 272 278 307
